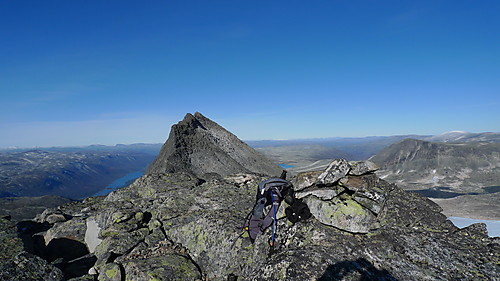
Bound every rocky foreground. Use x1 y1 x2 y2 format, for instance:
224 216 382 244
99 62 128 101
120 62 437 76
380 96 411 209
1 159 498 280
1 113 499 280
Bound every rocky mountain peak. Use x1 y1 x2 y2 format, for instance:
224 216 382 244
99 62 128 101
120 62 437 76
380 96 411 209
147 112 283 177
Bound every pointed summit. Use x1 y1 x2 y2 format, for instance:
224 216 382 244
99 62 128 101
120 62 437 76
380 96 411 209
147 112 283 177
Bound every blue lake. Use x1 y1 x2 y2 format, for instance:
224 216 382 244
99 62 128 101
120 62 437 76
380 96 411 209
279 164 295 169
449 217 500 237
93 171 143 197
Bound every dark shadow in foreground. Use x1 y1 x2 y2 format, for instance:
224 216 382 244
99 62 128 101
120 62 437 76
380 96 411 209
17 220 97 280
318 258 397 281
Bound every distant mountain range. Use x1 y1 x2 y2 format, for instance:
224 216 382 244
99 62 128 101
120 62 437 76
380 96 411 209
0 149 156 199
251 131 500 172
1 131 498 201
0 143 163 155
370 138 500 192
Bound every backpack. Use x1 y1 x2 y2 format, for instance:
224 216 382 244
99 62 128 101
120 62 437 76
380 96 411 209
243 176 294 246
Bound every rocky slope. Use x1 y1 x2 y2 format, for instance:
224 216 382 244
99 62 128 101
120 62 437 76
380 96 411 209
8 159 499 280
0 150 154 199
0 217 64 281
3 113 498 281
147 112 283 177
371 139 500 192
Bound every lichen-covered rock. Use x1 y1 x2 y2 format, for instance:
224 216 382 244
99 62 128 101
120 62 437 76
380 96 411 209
316 158 350 186
122 255 201 281
293 162 388 233
97 263 122 281
295 188 340 200
0 217 64 281
348 160 379 176
305 195 378 233
294 170 322 191
43 217 87 246
45 213 68 224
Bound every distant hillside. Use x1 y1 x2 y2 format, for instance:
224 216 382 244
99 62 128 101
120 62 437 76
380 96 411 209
247 135 431 161
255 144 351 168
0 150 155 199
0 143 163 155
370 139 500 192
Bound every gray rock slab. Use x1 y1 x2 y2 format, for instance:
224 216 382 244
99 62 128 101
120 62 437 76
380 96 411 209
348 160 379 175
316 159 350 186
304 196 377 233
295 188 340 200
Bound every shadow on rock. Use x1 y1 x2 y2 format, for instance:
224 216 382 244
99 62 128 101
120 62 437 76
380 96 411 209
318 258 397 281
44 238 95 279
19 224 96 281
45 238 89 262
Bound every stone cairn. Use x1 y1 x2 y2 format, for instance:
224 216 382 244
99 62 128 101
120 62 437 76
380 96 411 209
293 159 383 233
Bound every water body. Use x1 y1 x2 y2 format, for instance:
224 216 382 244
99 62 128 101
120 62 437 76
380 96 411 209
484 186 500 193
410 186 500 199
449 217 500 237
411 188 479 199
93 171 143 197
279 164 295 169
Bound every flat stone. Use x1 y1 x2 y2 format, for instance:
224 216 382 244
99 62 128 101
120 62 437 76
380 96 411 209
316 159 350 186
294 171 323 191
348 160 379 175
46 214 67 224
122 255 201 281
295 188 340 200
85 219 103 254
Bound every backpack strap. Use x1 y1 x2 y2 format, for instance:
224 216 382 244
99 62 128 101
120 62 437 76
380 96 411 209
245 189 283 243
244 178 292 244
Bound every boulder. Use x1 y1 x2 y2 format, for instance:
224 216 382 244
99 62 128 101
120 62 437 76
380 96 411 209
304 195 378 233
293 170 322 191
97 263 122 281
46 214 67 224
316 159 350 186
0 217 64 281
348 160 379 175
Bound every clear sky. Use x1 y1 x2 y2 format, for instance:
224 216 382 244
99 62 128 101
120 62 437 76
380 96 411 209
1 0 499 148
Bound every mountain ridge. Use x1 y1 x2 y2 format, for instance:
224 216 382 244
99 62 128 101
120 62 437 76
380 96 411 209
371 138 500 191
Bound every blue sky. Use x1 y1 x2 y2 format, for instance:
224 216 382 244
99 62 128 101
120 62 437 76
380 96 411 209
1 0 499 147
